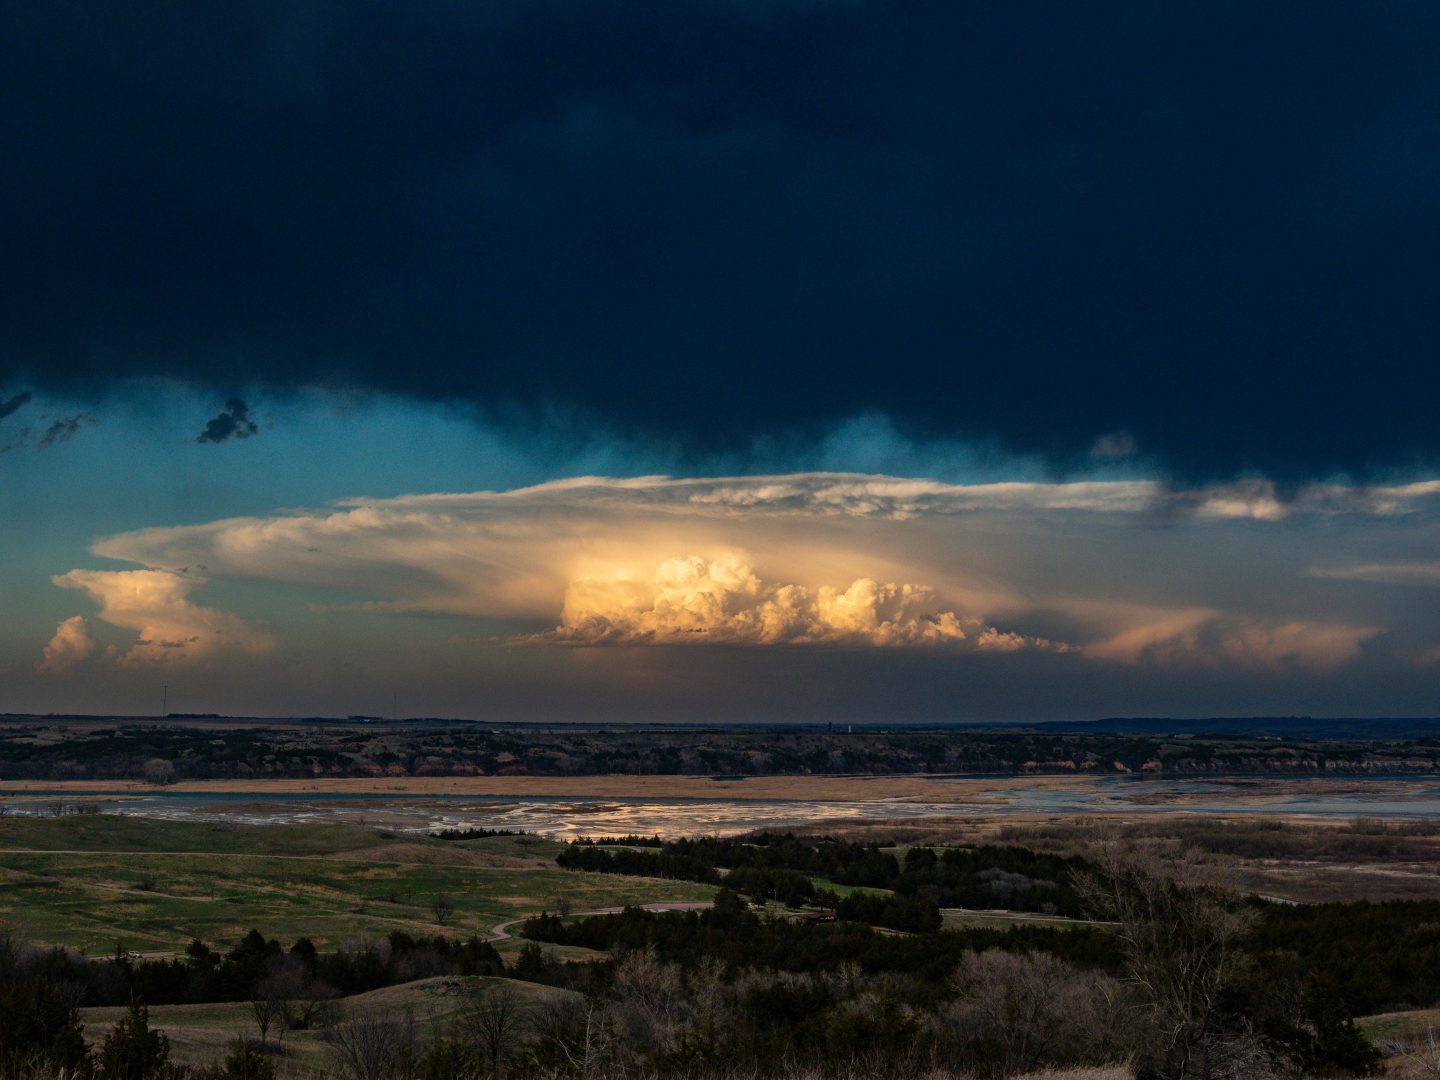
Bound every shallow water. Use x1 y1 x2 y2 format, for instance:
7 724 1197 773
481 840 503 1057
6 776 1440 838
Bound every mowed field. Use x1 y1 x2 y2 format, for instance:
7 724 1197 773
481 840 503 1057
0 815 715 953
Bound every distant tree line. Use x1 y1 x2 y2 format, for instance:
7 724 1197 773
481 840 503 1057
431 826 529 841
5 721 1440 781
2 928 504 1015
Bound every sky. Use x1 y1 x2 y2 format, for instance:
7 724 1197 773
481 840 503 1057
3 3 1440 722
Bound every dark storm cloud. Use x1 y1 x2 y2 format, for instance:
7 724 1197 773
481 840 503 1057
4 3 1440 478
0 393 32 422
38 412 96 448
196 398 259 443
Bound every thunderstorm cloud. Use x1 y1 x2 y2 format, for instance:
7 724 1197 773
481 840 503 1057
44 472 1439 678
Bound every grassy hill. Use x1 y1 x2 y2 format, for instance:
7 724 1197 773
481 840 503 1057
0 816 713 952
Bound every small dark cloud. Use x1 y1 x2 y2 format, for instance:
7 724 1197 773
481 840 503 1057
39 412 96 448
196 398 259 444
0 392 32 422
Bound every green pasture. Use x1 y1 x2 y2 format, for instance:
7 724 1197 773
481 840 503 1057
810 876 891 897
0 816 713 953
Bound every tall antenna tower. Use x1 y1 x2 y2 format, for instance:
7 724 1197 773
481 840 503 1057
162 684 168 718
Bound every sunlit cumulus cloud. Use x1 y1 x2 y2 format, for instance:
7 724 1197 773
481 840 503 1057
37 615 96 673
49 471 1440 675
48 569 272 668
537 552 1063 649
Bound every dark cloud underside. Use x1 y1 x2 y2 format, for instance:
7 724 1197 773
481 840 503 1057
4 3 1440 477
38 412 94 448
0 392 32 422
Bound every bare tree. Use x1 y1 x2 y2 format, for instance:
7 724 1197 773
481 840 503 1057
431 893 455 926
1393 1025 1440 1076
609 947 685 1060
325 1008 419 1080
260 958 339 1032
292 979 341 1033
1076 844 1256 1080
142 758 177 785
456 981 528 1078
247 982 283 1045
533 996 618 1079
947 948 1127 1078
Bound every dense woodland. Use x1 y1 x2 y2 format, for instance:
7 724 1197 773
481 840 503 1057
3 719 1440 780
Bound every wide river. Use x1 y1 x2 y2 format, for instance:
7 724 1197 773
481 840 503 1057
6 775 1440 838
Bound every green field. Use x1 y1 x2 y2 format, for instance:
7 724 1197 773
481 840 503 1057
810 876 891 898
0 816 714 953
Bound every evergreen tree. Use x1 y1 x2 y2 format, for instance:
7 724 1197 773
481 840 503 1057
97 998 174 1079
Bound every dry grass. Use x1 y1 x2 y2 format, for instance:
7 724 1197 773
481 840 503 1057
323 841 549 868
80 975 575 1076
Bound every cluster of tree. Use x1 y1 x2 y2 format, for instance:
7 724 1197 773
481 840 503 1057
522 891 1121 985
518 945 1135 1079
557 833 1089 925
572 834 667 847
557 841 943 932
1247 899 1440 1015
894 846 1091 916
1073 847 1383 1079
431 826 528 841
0 936 277 1079
833 892 945 933
522 866 1383 1079
555 842 724 885
0 928 505 1014
722 866 824 908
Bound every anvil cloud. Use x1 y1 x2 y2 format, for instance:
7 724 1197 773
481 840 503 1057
35 473 1439 707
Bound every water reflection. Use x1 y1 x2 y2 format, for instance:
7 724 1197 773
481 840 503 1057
4 775 1440 838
